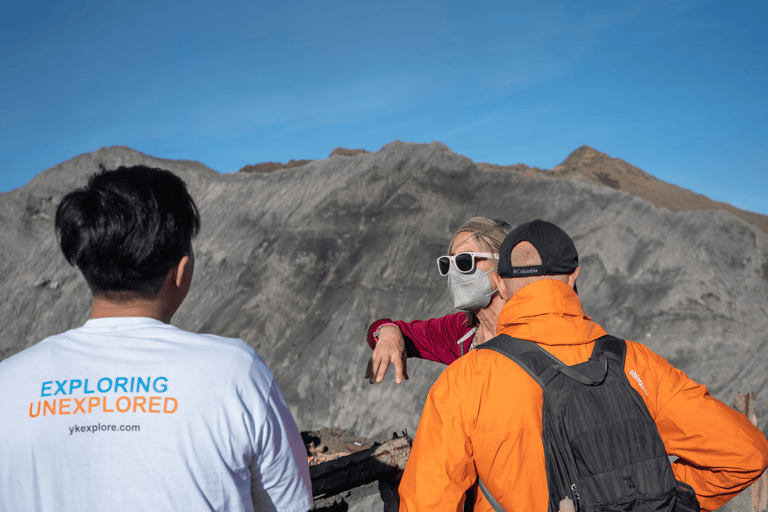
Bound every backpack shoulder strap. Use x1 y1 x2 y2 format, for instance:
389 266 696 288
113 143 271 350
480 334 610 386
478 334 559 389
591 335 627 365
475 335 552 512
478 477 506 512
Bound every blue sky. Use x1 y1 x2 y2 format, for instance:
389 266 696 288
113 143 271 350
2 1 766 214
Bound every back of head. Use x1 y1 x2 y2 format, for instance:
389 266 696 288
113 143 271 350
498 219 578 278
449 217 515 265
55 165 200 300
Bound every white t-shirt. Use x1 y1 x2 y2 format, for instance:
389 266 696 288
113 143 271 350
0 317 312 512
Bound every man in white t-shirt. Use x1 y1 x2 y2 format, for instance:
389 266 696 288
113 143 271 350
0 165 312 512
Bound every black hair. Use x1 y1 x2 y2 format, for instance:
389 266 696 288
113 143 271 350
491 218 514 234
55 165 200 299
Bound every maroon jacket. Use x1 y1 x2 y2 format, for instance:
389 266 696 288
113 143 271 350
366 313 475 365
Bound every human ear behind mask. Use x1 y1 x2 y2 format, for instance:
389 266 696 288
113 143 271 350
447 266 498 311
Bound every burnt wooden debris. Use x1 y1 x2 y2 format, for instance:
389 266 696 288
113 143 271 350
310 433 411 511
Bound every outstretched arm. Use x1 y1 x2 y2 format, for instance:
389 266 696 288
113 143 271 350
364 313 473 384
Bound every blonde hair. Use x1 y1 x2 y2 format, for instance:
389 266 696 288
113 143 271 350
449 217 514 264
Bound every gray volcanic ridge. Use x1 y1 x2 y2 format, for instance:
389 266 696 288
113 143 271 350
2 140 768 450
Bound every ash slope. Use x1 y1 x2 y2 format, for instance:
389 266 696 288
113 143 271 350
1 141 767 441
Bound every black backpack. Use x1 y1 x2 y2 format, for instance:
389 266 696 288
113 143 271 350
475 334 700 512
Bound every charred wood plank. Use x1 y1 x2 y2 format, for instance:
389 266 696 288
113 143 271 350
310 435 411 505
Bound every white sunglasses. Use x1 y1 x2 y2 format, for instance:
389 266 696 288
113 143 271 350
436 252 498 276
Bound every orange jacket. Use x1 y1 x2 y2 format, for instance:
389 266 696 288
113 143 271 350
398 280 768 512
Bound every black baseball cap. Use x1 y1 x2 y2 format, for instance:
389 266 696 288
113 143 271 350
498 219 578 278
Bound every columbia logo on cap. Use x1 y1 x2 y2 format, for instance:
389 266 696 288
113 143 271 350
511 267 540 275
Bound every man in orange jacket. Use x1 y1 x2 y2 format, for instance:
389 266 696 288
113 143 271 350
398 219 768 512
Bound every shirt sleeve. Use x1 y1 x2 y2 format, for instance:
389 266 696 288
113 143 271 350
398 362 476 511
366 313 472 365
635 344 768 511
250 379 313 512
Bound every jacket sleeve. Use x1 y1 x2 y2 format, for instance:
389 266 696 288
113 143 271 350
366 313 472 365
633 343 768 511
398 364 476 511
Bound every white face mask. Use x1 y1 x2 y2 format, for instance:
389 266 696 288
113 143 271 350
447 266 498 311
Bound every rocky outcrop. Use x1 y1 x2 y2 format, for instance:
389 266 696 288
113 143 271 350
2 141 767 451
238 159 313 173
480 145 768 234
329 147 370 157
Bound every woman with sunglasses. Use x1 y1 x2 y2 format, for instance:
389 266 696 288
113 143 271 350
365 217 514 384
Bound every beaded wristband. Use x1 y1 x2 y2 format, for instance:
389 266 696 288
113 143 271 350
373 322 398 339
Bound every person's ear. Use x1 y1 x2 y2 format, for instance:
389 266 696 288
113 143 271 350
567 266 580 289
497 277 510 301
489 268 503 291
174 255 193 289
